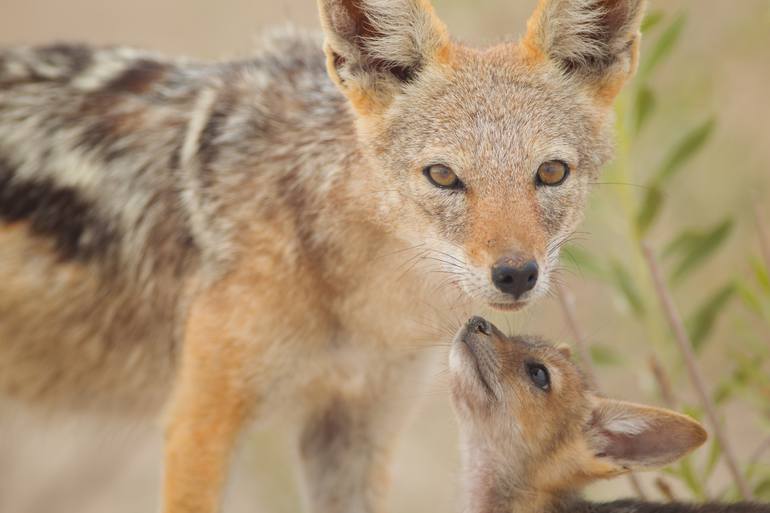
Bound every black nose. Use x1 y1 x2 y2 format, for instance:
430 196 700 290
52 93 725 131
466 316 491 335
491 259 539 298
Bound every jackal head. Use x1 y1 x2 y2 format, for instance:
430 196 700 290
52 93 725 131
318 0 645 310
449 317 706 505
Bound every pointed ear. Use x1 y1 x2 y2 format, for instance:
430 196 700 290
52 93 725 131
317 0 450 113
556 343 573 359
583 397 707 476
522 0 646 103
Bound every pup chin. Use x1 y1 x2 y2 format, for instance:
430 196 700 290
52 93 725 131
449 317 500 402
449 338 482 393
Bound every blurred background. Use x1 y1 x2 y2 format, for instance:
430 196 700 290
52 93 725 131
1 0 769 512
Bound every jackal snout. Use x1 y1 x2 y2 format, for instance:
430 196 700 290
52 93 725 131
319 0 649 312
462 203 551 310
490 254 539 299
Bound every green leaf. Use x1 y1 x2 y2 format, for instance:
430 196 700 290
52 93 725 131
702 439 722 481
679 457 706 499
562 245 606 278
669 219 733 283
609 261 646 316
639 14 686 79
713 380 735 405
633 85 656 133
661 466 680 477
590 344 623 366
736 281 764 316
635 185 664 236
656 118 716 183
755 477 770 500
682 404 704 422
641 10 665 33
732 354 766 387
723 484 743 503
686 283 735 351
664 228 702 259
752 257 770 294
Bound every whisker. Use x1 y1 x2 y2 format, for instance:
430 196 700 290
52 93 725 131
589 181 656 192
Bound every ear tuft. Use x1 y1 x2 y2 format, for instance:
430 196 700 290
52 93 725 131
318 0 450 109
522 0 646 101
585 398 707 473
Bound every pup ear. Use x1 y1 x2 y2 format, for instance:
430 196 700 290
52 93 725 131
582 397 707 477
522 0 646 103
317 0 450 113
556 343 573 359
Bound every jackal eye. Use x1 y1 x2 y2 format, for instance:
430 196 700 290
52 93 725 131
526 362 550 391
536 160 569 186
424 164 463 190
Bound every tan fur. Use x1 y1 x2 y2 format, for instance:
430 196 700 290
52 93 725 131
0 1 646 512
449 317 707 513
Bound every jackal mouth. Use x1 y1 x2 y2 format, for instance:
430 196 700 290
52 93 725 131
488 301 528 312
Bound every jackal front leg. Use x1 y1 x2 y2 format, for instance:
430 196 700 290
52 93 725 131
162 295 257 513
297 351 429 513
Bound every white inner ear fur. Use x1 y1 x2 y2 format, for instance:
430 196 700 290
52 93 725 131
586 397 707 470
319 0 448 74
357 0 445 68
590 397 653 437
534 0 614 68
601 411 650 436
525 0 646 78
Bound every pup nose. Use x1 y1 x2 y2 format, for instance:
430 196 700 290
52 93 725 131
491 259 539 298
466 316 491 335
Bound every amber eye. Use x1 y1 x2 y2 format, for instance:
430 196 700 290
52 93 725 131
424 164 462 189
536 160 570 186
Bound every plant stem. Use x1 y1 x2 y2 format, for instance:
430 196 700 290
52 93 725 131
755 204 770 274
613 99 671 365
748 435 770 473
648 354 677 409
642 242 753 500
557 289 598 390
655 476 678 502
557 287 647 500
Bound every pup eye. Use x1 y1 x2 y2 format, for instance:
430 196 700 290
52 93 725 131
526 363 550 391
424 164 462 189
536 160 569 186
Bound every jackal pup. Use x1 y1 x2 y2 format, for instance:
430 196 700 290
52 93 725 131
1 0 645 511
449 316 768 513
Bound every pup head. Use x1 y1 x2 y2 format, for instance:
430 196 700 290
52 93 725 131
449 317 707 499
318 0 646 310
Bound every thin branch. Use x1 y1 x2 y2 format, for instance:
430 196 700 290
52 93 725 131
752 205 770 350
655 476 678 502
642 242 753 500
648 354 677 409
755 204 770 275
627 475 648 501
557 288 598 389
748 435 770 472
557 286 647 500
